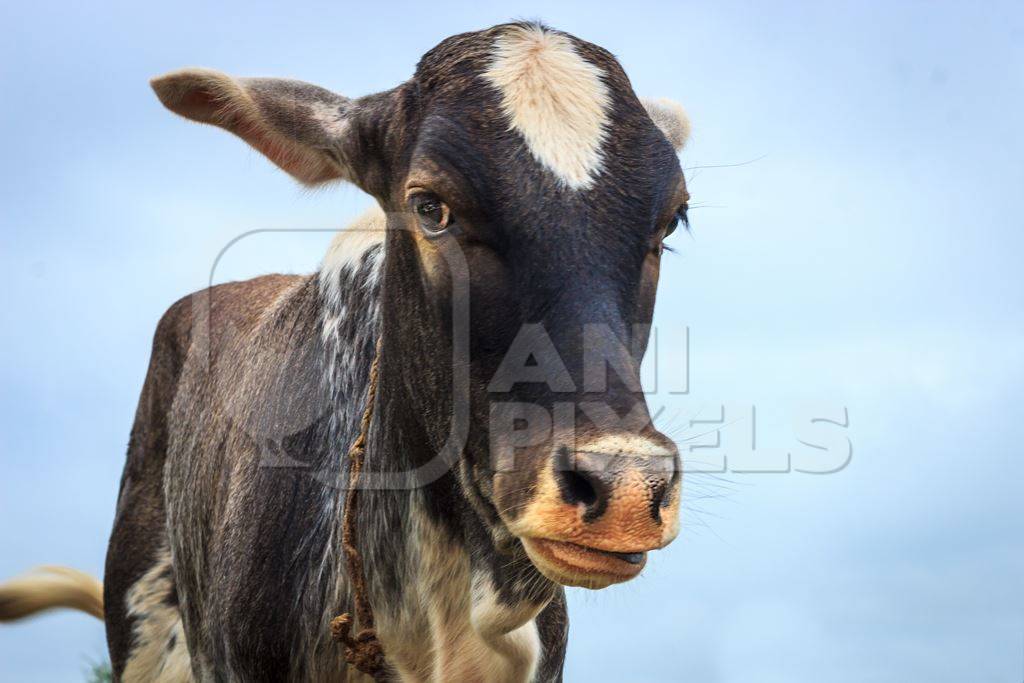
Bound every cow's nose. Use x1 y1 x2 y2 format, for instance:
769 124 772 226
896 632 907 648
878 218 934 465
554 434 680 531
507 432 681 588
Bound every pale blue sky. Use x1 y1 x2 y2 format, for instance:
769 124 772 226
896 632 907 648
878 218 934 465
2 1 1023 680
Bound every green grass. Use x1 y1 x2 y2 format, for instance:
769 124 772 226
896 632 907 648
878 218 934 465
84 660 112 683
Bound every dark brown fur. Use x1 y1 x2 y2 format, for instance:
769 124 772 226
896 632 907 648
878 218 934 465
104 275 302 675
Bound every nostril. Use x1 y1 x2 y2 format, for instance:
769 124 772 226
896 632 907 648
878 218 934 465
669 465 681 489
559 469 598 507
554 447 608 520
648 463 679 521
650 481 668 510
652 469 677 508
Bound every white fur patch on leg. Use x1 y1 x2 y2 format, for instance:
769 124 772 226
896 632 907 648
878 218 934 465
483 24 611 190
122 551 192 683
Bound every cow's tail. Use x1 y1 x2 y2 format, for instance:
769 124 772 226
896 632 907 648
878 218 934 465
0 566 104 622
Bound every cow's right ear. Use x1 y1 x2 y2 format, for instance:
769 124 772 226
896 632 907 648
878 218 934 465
151 68 388 188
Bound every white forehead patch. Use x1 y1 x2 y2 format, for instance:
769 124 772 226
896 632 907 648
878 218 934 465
483 25 611 190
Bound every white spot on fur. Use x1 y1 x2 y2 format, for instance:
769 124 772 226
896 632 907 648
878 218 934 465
483 24 610 189
308 100 352 139
123 550 191 683
318 205 386 313
469 577 542 683
375 509 543 682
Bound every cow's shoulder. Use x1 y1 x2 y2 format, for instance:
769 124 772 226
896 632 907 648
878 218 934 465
155 273 306 359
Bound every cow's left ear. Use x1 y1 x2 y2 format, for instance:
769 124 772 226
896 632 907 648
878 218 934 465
642 98 691 151
151 68 387 187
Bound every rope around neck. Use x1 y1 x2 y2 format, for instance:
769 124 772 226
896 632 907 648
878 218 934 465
331 337 388 679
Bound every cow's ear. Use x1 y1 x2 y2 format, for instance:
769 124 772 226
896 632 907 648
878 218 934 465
642 98 691 151
151 68 384 187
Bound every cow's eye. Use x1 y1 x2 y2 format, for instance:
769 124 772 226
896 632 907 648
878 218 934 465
665 204 689 237
410 193 452 235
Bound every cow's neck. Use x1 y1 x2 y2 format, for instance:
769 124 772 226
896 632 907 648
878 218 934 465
362 338 554 681
319 234 554 680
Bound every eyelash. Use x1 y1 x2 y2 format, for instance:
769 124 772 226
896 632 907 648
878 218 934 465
657 205 688 256
667 205 689 235
679 205 690 229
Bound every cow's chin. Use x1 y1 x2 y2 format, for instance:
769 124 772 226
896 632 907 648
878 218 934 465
519 536 647 590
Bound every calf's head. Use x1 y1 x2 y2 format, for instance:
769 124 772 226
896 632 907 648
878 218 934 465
152 22 690 589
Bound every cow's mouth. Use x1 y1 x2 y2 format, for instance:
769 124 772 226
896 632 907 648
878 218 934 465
520 537 648 589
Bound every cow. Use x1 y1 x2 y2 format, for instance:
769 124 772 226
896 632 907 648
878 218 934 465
0 21 692 682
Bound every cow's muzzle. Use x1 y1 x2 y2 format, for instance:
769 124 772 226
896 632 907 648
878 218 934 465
505 432 681 589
